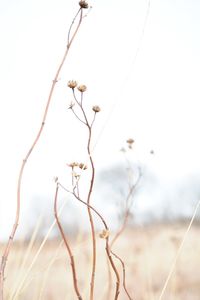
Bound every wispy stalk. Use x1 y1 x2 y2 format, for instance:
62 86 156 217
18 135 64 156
0 4 85 299
107 145 141 300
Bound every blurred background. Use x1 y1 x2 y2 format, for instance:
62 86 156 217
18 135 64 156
0 0 200 240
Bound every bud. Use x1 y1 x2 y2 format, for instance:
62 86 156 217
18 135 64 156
77 85 87 92
79 1 89 9
68 80 77 89
99 229 109 239
92 105 101 113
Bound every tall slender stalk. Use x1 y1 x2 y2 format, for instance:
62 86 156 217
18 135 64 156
54 183 83 300
70 88 97 300
0 4 85 299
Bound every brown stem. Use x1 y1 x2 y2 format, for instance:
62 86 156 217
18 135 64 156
54 184 83 300
0 7 84 300
72 90 96 299
111 250 133 300
86 127 96 300
59 182 121 299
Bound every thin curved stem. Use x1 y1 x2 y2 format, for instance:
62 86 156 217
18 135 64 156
54 184 83 300
0 7 84 300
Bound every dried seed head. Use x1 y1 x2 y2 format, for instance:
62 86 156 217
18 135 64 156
126 138 135 149
79 163 87 170
68 80 77 89
67 162 79 168
92 105 101 113
77 85 87 92
79 0 89 9
99 229 109 239
126 138 134 145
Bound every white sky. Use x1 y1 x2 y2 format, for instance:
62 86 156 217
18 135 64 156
0 0 200 238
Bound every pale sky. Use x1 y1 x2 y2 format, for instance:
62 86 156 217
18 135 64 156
0 0 200 239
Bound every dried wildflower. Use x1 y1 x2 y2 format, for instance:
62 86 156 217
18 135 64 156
126 138 134 149
68 80 77 89
79 0 89 9
68 101 75 109
99 229 109 239
92 105 101 113
126 138 134 145
67 162 79 168
79 163 87 170
77 85 87 92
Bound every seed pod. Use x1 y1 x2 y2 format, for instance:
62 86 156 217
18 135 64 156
92 105 101 113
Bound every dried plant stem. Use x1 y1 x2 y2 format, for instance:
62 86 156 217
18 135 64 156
111 251 133 300
159 199 200 300
71 90 97 300
54 184 82 300
0 7 84 300
59 182 121 299
107 163 141 300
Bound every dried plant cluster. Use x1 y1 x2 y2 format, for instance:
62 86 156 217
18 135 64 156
1 1 199 300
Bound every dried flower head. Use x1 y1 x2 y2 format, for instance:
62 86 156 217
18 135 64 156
79 1 89 9
67 162 79 168
126 138 134 149
99 229 109 239
68 80 77 89
79 163 87 170
126 138 134 145
92 105 101 113
77 85 87 92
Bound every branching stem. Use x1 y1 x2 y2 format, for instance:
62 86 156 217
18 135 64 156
0 6 84 300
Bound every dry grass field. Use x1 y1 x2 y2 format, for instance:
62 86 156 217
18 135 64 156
1 222 199 300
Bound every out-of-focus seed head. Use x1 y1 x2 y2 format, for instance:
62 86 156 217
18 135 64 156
68 80 77 89
79 163 87 170
126 138 134 145
99 229 109 239
77 85 87 92
92 105 101 113
126 138 134 149
79 1 89 9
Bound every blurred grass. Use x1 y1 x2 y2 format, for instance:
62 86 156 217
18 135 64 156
1 223 200 300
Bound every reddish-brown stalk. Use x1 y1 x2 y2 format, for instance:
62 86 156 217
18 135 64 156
0 5 85 300
70 89 97 300
59 182 121 299
54 183 83 300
